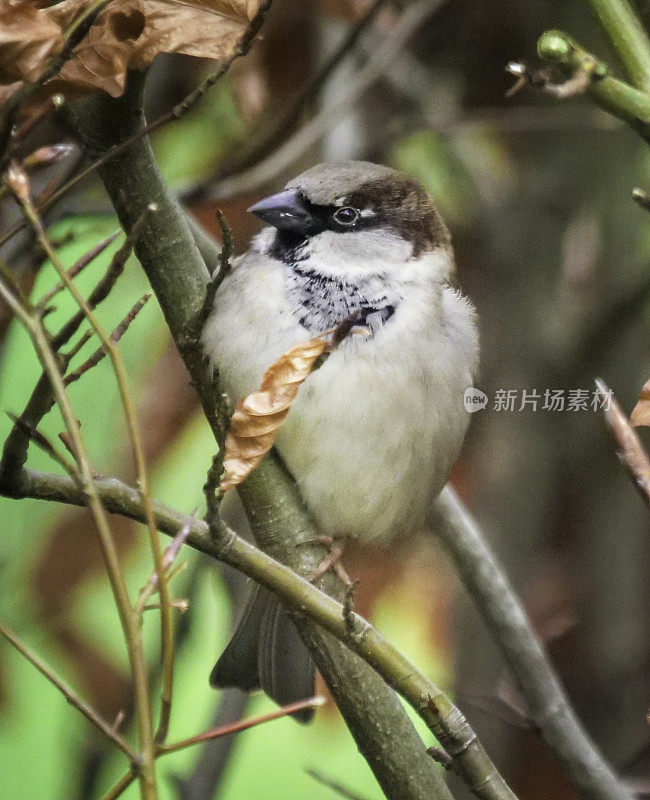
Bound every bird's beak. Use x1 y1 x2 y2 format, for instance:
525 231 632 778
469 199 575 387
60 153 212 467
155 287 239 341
247 189 317 233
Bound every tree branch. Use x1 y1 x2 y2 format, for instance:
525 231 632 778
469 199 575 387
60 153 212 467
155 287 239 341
64 72 462 800
0 272 157 799
9 464 519 800
431 487 633 800
583 0 650 92
537 30 650 142
0 619 136 761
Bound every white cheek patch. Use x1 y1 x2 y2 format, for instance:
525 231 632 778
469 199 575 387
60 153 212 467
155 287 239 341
307 229 413 277
360 208 375 218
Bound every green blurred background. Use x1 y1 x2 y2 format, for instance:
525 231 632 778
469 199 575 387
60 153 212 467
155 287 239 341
2 1 650 798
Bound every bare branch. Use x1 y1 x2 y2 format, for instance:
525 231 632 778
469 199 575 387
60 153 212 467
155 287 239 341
64 292 151 386
0 267 157 797
9 465 519 800
158 697 326 755
431 486 633 800
38 230 120 309
0 619 136 760
597 378 650 506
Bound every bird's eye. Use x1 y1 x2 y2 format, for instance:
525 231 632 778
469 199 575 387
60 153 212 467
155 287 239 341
332 206 360 226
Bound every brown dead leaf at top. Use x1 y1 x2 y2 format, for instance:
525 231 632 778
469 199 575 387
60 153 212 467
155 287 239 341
630 377 650 428
0 1 65 84
1 0 265 98
220 336 329 492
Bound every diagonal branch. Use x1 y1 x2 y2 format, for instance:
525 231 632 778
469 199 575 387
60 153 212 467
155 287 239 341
0 619 136 760
64 70 462 800
9 464 517 800
431 487 633 800
583 0 650 92
0 269 157 798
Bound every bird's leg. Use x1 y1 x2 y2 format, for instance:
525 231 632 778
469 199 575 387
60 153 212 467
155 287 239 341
306 536 352 586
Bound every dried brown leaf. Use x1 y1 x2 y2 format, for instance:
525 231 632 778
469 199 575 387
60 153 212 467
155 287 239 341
220 337 328 492
1 0 265 98
0 1 65 84
630 377 650 428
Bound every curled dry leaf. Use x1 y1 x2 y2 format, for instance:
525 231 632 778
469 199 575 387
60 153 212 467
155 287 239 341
0 0 265 99
220 337 329 492
630 378 650 428
0 2 65 85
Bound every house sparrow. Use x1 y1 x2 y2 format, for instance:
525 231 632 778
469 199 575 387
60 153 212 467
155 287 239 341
202 161 479 717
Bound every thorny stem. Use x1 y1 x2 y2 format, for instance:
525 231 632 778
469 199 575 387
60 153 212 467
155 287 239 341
0 619 136 760
0 276 157 798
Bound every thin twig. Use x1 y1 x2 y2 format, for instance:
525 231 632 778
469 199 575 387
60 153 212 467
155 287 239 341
6 412 78 480
431 485 633 800
0 225 138 496
64 292 151 386
8 176 173 750
51 211 150 350
194 210 233 331
596 378 650 506
0 271 157 798
305 768 372 800
62 326 95 362
38 231 120 308
158 697 326 754
0 619 136 760
98 769 137 800
136 513 195 615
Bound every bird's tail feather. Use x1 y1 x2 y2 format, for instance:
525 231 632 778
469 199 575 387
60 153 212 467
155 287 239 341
210 583 315 722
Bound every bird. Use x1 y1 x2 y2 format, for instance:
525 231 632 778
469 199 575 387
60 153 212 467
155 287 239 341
201 160 479 718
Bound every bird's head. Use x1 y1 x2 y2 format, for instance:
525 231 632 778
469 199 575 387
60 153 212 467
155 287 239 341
248 161 453 280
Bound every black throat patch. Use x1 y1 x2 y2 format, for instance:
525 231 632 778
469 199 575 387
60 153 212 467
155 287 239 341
284 262 398 335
